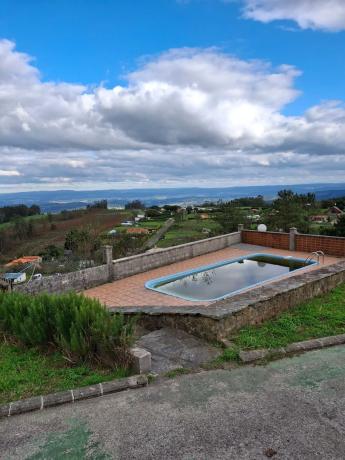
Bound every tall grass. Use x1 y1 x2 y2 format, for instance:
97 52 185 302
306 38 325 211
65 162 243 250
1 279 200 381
0 292 135 369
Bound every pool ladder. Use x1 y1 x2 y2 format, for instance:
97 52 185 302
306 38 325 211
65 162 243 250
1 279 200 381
304 250 325 266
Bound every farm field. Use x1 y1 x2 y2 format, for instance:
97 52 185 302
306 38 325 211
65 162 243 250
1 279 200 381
0 209 130 263
157 214 221 248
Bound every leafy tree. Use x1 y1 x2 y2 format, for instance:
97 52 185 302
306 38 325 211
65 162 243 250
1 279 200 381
64 227 100 257
216 204 247 233
334 215 345 236
86 200 108 210
40 245 63 260
146 208 161 218
125 200 145 210
266 190 310 233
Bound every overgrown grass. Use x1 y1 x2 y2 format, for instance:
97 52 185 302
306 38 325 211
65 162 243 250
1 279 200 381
0 342 129 404
219 283 345 362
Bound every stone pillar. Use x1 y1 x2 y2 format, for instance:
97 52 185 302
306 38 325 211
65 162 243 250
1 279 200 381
102 245 113 265
289 227 298 251
238 224 244 232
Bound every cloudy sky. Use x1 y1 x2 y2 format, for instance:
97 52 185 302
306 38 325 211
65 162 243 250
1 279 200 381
1 0 345 192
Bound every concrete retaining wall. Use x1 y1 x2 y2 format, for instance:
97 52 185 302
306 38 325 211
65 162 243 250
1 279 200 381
112 231 241 280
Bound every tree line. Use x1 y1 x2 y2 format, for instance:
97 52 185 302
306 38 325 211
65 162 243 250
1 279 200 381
0 204 41 224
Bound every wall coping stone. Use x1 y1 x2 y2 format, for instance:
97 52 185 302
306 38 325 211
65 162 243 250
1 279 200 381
0 374 148 419
239 333 345 363
296 232 345 241
242 229 289 236
112 231 241 264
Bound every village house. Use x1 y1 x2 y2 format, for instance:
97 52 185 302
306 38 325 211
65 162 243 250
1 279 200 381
5 256 42 268
328 206 344 222
309 214 329 223
126 227 150 235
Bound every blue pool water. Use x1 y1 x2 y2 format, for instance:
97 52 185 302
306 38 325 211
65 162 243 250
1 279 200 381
145 253 316 302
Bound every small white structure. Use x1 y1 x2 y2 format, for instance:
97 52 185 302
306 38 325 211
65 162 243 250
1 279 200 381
108 229 117 236
258 224 267 232
3 272 26 284
121 221 134 227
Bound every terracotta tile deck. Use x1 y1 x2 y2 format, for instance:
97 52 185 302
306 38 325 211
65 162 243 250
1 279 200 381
84 244 340 309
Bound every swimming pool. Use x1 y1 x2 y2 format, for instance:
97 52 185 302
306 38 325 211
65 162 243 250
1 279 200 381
145 253 317 302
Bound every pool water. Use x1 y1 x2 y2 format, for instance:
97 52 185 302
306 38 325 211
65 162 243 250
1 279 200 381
145 253 316 302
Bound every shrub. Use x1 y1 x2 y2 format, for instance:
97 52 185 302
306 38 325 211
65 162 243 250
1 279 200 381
0 292 135 369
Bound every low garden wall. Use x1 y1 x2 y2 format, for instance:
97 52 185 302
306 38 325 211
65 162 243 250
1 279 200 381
242 230 290 250
296 233 345 257
111 260 345 341
13 264 111 295
112 231 241 280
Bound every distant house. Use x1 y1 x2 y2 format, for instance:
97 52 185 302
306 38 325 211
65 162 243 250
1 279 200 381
2 272 26 284
247 214 261 222
5 256 42 268
126 227 149 235
328 206 344 222
200 213 210 220
309 215 328 223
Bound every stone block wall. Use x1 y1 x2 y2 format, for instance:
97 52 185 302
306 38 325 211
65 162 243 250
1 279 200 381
112 231 241 280
13 264 111 295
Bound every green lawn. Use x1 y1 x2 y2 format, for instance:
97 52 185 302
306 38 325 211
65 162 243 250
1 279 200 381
219 282 345 362
157 215 221 248
0 343 129 404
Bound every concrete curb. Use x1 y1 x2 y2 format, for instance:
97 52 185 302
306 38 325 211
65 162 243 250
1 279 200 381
0 374 148 419
239 333 345 363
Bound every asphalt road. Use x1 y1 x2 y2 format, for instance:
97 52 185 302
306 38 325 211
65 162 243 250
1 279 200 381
2 346 345 459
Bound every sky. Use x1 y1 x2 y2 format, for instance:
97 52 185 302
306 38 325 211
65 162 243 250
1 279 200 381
0 0 345 192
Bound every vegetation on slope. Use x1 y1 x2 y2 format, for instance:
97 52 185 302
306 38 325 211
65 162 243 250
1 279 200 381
219 282 345 362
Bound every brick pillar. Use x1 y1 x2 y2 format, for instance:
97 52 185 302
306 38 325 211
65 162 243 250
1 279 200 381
289 227 298 251
102 245 113 265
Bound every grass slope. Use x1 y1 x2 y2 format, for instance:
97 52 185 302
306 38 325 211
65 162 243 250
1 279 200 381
219 282 345 361
0 343 129 404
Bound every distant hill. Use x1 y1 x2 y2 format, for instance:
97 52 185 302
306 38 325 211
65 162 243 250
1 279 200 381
0 183 345 212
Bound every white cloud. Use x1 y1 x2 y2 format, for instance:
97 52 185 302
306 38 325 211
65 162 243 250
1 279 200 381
242 0 345 31
0 39 344 191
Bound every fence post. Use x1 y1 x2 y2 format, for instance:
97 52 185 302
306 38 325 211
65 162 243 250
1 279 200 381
102 245 113 280
289 227 298 251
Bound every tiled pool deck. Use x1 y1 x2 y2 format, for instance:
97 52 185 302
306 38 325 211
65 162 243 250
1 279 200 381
84 243 339 309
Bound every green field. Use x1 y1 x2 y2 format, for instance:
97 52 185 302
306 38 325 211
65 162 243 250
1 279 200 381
157 214 221 248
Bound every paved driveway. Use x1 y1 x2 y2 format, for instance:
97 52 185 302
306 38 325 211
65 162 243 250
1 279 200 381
2 346 345 459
